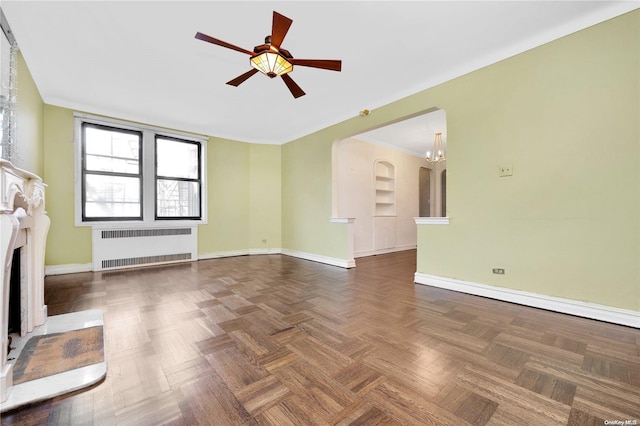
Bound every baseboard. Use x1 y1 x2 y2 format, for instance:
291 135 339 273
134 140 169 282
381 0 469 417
45 263 92 276
355 245 416 258
198 249 249 260
199 248 283 260
355 250 376 258
281 249 355 268
46 252 254 274
248 248 283 256
44 247 343 275
414 273 639 328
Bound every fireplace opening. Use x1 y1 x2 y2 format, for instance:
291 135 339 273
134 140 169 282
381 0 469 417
8 248 21 335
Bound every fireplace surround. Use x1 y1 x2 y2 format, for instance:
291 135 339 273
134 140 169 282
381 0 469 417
0 159 49 402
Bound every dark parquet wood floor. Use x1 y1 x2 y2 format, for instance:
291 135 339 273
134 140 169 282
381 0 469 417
3 250 639 425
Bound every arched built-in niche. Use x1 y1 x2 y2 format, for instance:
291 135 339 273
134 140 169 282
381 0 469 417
374 160 396 216
373 160 396 252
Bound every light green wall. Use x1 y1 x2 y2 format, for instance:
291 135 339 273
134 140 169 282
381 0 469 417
282 132 348 259
198 137 250 253
14 51 44 176
197 139 282 254
43 105 91 265
41 107 283 264
249 144 281 250
282 11 639 310
416 10 639 311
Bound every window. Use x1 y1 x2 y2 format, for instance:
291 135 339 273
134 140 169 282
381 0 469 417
82 123 142 221
0 12 17 161
75 114 207 226
155 136 201 219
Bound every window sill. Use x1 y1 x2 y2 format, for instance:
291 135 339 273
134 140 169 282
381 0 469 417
76 219 206 228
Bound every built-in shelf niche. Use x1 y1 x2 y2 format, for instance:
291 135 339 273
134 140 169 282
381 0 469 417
374 160 395 216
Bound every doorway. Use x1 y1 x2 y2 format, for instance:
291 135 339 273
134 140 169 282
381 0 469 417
441 169 447 217
419 167 431 217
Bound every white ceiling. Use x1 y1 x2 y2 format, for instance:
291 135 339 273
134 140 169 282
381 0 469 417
355 109 448 158
3 1 638 151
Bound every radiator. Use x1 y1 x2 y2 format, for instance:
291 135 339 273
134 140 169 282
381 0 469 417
91 226 198 271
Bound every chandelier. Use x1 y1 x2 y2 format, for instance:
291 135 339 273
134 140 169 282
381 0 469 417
426 132 445 162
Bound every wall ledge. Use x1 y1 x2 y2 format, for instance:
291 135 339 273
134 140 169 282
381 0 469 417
414 272 639 328
415 217 449 225
330 217 355 223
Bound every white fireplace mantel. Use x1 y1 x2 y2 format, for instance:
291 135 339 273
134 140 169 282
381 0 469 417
0 159 49 402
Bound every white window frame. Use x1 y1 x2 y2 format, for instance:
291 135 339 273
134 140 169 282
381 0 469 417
74 112 208 227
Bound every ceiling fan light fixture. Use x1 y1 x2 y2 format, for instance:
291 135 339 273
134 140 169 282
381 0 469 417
250 51 293 78
196 11 340 97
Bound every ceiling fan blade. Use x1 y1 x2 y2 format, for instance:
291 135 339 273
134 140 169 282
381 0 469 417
195 32 254 56
270 11 293 50
281 74 305 98
226 69 260 87
290 59 342 72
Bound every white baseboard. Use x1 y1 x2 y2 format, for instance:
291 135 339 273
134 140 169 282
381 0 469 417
44 247 350 276
199 248 282 260
355 250 376 258
45 250 258 274
355 245 417 258
45 263 92 276
198 249 249 260
414 272 639 329
248 248 283 256
281 249 355 268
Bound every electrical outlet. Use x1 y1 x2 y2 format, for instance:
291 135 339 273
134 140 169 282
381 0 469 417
262 239 267 244
499 164 513 177
492 268 505 274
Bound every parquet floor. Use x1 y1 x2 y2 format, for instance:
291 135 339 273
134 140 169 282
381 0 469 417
2 250 639 425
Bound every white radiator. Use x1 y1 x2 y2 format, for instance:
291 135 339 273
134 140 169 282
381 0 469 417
91 226 198 271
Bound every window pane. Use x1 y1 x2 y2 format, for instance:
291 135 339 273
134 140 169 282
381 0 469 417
85 174 140 218
156 179 200 217
85 126 140 174
86 154 140 174
156 138 198 179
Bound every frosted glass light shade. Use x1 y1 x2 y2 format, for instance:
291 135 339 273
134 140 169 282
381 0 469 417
250 52 293 78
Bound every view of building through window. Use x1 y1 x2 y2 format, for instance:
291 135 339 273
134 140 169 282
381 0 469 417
80 121 203 222
156 137 201 218
83 124 142 220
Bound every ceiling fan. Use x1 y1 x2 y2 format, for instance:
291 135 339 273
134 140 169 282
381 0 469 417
195 11 342 98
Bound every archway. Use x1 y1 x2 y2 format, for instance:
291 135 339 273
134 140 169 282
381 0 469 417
332 108 447 258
